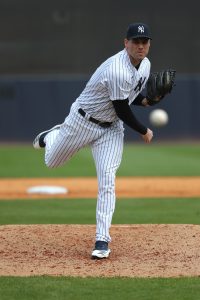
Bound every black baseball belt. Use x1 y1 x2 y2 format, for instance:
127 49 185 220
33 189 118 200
78 108 112 128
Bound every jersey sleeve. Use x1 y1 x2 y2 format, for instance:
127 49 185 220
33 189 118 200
104 64 132 101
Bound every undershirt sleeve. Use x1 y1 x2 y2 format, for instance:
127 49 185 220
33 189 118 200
131 93 146 106
112 99 147 135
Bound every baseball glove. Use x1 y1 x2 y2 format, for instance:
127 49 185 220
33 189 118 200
146 69 176 106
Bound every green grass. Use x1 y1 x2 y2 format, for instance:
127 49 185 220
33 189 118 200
0 143 200 177
1 276 200 300
0 198 200 225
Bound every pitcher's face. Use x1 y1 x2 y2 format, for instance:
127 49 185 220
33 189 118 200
124 38 150 66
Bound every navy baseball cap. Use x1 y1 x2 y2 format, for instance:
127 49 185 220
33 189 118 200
126 23 152 40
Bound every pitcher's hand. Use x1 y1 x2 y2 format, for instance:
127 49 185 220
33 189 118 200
141 128 153 143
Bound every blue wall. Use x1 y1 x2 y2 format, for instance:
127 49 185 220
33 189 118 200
0 75 199 142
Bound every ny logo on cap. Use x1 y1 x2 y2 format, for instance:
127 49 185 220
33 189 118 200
138 26 144 33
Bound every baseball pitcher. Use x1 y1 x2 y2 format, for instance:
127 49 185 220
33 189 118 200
33 22 175 259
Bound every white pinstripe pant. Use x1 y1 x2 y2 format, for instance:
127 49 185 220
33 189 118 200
44 102 124 242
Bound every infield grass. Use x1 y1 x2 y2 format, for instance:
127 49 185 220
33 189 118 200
0 197 200 225
0 143 200 177
1 276 200 300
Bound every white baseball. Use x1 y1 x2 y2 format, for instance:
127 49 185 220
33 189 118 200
149 109 169 127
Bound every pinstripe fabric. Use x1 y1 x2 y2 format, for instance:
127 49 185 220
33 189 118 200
77 48 150 122
92 123 124 242
44 102 124 242
44 102 103 168
43 49 150 243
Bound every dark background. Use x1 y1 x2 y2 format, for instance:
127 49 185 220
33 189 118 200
0 0 199 141
0 0 199 74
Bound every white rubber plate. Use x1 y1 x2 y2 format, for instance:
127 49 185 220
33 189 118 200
27 185 68 195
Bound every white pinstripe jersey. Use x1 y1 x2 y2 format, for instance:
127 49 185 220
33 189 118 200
76 48 151 122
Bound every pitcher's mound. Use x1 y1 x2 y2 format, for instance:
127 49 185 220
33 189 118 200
0 224 200 277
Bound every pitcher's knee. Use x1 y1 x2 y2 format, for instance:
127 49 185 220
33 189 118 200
45 157 60 168
99 184 115 197
45 161 56 169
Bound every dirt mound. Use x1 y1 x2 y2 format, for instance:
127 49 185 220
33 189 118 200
0 224 200 277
